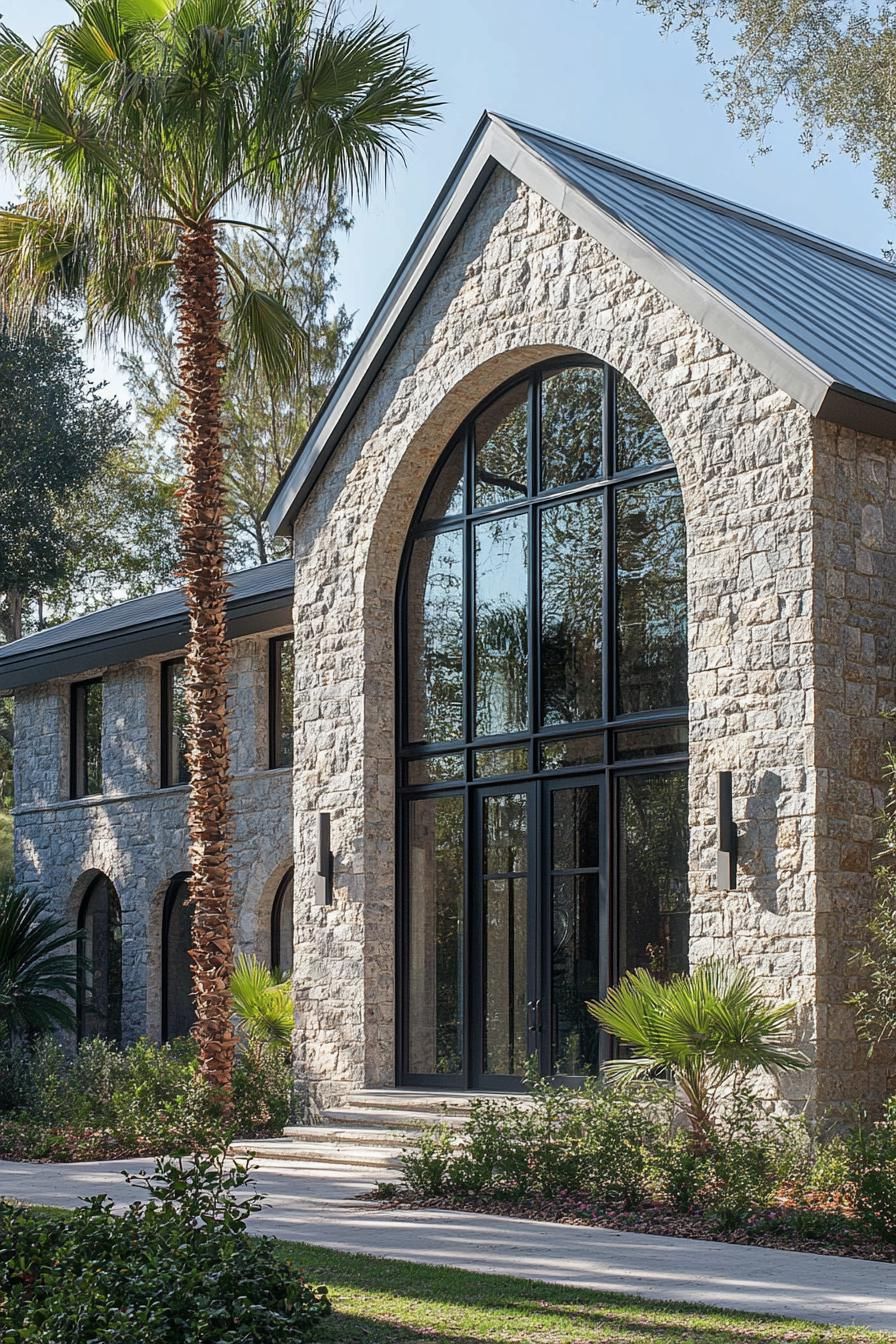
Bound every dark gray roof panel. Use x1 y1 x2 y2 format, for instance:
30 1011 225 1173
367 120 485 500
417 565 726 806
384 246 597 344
0 559 294 693
513 122 896 404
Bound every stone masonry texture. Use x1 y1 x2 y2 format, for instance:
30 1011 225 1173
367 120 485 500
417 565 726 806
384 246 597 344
289 168 896 1113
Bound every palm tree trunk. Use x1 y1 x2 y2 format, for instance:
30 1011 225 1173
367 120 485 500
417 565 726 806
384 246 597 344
174 222 236 1096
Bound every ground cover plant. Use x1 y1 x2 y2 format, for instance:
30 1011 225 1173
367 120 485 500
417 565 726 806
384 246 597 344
0 1152 330 1343
0 1033 291 1161
283 1242 889 1344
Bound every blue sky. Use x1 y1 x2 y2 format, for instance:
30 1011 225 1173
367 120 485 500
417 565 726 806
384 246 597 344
2 0 892 396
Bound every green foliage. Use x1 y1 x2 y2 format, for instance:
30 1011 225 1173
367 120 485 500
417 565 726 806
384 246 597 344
0 314 133 640
401 1077 664 1207
616 1 896 213
588 961 807 1144
849 1096 896 1241
231 954 294 1047
0 1150 330 1341
850 739 896 1048
0 884 79 1040
232 1041 293 1138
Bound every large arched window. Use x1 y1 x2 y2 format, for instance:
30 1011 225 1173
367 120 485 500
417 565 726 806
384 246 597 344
399 358 689 1089
77 874 122 1042
162 873 195 1042
270 869 294 975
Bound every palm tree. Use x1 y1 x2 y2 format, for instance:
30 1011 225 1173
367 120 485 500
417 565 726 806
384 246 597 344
0 0 437 1096
0 885 80 1039
587 961 807 1147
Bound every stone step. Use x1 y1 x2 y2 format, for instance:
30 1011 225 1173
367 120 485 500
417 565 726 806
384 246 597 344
321 1106 469 1132
228 1136 404 1172
345 1088 528 1115
284 1123 419 1148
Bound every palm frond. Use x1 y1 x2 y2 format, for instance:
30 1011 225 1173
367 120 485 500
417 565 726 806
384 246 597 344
222 259 307 386
0 884 80 1038
230 952 293 1046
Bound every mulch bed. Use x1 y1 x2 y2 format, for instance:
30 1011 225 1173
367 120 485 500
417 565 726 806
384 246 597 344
360 1187 896 1262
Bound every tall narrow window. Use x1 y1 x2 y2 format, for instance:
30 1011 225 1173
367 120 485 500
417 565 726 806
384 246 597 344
161 659 188 787
71 679 103 798
269 636 295 769
270 869 294 975
162 873 195 1042
77 874 122 1042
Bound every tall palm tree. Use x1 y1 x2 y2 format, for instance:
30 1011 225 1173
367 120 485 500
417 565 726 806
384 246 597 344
0 0 437 1095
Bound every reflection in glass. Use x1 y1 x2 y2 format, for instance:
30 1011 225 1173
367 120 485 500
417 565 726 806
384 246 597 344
474 745 528 778
618 771 689 979
484 876 528 1076
77 875 122 1043
551 874 600 1075
541 496 603 726
407 796 464 1075
616 478 687 714
551 786 599 871
474 383 528 507
541 365 603 489
270 637 295 770
482 791 528 874
407 529 464 743
422 441 465 520
539 733 604 770
615 723 688 760
407 753 465 785
616 375 671 472
163 660 189 785
475 513 528 737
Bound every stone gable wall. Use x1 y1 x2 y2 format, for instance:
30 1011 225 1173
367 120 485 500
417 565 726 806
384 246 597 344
290 166 894 1111
12 631 293 1044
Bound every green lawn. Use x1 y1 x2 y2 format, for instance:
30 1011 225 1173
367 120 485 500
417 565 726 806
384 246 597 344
281 1242 887 1344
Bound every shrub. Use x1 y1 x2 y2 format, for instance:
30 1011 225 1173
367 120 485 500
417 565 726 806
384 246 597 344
400 1122 454 1196
0 1149 330 1342
233 1043 292 1138
850 1097 896 1241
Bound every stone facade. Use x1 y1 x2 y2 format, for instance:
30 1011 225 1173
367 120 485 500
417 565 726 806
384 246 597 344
289 167 896 1112
12 630 293 1044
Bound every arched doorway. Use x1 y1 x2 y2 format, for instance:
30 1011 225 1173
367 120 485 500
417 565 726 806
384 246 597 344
270 868 294 976
398 357 689 1088
77 874 123 1043
161 873 195 1042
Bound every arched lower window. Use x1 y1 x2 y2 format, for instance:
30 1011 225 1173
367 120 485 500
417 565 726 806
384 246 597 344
77 874 122 1042
270 869 294 976
399 358 689 1089
162 873 195 1042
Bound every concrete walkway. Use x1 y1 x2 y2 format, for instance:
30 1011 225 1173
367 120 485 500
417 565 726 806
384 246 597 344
3 1156 896 1332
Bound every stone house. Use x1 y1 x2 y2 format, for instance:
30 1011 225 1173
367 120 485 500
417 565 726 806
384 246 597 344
4 113 896 1113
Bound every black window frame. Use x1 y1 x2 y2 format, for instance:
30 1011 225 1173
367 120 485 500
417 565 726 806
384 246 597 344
76 873 123 1044
269 634 295 770
270 867 294 974
161 871 194 1043
160 657 189 789
70 677 103 799
396 356 689 1089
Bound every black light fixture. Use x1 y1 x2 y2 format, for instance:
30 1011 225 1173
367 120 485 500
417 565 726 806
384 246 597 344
315 811 333 906
716 771 737 891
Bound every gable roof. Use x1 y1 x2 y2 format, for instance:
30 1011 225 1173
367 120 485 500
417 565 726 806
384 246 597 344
265 112 896 536
0 559 294 694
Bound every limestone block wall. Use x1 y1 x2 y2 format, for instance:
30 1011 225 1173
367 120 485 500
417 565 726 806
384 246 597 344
289 166 893 1112
12 631 294 1044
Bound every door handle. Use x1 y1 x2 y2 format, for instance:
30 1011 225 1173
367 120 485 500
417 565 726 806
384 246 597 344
527 999 543 1033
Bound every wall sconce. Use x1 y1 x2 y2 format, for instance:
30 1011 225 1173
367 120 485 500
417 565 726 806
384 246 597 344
716 771 738 891
315 811 333 906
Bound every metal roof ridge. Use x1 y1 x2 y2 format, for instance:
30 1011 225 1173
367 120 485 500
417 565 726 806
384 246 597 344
492 113 896 281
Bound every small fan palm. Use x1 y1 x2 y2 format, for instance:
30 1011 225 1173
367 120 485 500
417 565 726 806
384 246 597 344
587 961 807 1146
230 953 293 1049
0 885 80 1039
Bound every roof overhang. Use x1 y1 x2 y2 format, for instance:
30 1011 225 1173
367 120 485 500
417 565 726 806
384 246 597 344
0 585 293 695
264 112 896 537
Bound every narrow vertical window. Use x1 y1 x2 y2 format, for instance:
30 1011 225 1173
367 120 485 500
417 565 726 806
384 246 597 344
71 679 103 798
161 659 188 787
270 868 294 975
269 635 295 769
77 874 122 1043
162 873 195 1042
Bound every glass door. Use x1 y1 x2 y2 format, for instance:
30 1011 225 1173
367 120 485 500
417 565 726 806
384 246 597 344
539 777 605 1081
470 784 536 1090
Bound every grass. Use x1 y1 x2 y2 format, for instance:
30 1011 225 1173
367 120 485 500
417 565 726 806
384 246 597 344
280 1242 889 1344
